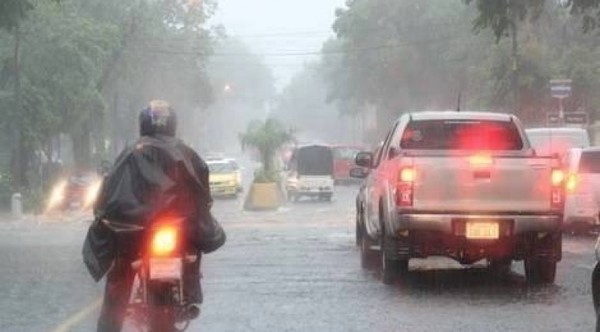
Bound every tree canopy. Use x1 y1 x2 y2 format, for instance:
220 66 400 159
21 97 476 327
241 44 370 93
465 0 600 40
0 0 218 197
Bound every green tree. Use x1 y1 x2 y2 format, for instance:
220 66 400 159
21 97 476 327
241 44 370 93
239 118 294 182
327 0 489 136
0 0 217 198
464 0 600 39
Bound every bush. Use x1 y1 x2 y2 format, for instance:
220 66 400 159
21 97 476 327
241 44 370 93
253 168 281 184
0 172 11 211
23 188 45 214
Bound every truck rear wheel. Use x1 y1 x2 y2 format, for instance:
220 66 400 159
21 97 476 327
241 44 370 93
488 259 512 276
355 217 361 246
524 259 556 284
380 235 408 285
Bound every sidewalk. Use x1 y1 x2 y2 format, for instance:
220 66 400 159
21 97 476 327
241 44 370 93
0 211 92 225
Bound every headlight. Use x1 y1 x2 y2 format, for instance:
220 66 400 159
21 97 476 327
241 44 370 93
46 180 67 211
84 179 103 208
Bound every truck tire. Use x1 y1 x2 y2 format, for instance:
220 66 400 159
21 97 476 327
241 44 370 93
360 225 377 269
380 235 408 285
355 216 361 246
591 263 600 314
489 259 512 276
524 259 556 284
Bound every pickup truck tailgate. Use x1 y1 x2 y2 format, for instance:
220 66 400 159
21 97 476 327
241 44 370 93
407 156 556 212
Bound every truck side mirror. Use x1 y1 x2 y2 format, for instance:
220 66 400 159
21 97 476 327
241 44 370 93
355 152 373 168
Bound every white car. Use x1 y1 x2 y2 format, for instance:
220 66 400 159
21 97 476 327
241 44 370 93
563 147 600 232
525 127 590 158
286 144 335 202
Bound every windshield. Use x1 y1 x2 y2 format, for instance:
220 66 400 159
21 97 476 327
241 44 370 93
290 146 334 176
401 120 523 150
208 162 234 174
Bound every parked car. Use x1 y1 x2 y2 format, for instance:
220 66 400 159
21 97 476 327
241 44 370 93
207 160 240 198
526 127 590 159
224 158 244 193
352 111 564 285
563 147 600 233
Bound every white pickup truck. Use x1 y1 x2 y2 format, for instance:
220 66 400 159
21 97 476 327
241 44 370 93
352 111 564 285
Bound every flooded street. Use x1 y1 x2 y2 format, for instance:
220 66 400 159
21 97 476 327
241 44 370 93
0 181 596 331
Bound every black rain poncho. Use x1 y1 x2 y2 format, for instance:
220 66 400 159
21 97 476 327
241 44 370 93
83 135 225 281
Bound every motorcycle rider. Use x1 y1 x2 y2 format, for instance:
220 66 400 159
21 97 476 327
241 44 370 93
83 100 225 332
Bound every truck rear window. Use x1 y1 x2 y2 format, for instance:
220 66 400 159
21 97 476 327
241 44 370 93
400 120 523 150
578 151 600 173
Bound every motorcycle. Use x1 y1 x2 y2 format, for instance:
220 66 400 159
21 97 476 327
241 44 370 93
104 217 200 332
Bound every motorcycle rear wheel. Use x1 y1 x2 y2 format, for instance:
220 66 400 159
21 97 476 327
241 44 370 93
149 308 177 332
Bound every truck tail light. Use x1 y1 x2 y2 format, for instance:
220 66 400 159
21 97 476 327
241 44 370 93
551 169 564 186
550 169 564 209
566 173 578 193
396 167 415 207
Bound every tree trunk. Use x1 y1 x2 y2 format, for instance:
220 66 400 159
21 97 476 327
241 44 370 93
10 20 26 190
261 148 272 174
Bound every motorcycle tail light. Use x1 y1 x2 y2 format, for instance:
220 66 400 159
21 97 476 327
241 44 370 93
151 225 178 257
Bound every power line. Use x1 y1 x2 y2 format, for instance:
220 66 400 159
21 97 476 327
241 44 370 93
124 35 484 58
132 19 468 42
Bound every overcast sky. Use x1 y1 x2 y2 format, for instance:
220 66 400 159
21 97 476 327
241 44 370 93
211 0 347 89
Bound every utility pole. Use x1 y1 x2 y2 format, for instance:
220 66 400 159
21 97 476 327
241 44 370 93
510 2 520 116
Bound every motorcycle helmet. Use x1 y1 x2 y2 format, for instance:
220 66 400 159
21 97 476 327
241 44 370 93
139 100 177 137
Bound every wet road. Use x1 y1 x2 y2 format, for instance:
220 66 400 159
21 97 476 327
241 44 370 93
0 185 597 331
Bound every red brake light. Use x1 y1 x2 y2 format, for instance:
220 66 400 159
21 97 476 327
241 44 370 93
151 225 178 257
397 167 415 207
550 168 564 209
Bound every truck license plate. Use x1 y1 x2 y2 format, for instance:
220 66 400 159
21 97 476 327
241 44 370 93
466 222 499 240
149 258 182 280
